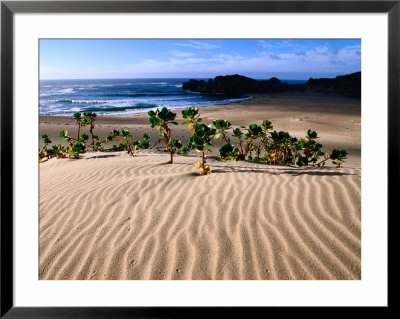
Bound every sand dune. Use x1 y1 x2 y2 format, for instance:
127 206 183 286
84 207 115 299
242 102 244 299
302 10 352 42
39 151 361 280
39 93 361 280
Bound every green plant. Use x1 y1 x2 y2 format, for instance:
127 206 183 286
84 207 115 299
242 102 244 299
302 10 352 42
219 143 240 161
119 129 150 156
73 112 85 140
330 149 348 168
212 119 231 144
317 149 348 168
39 134 52 162
182 106 202 127
296 129 324 167
67 141 86 159
267 131 298 165
188 123 217 175
232 128 245 160
244 124 263 161
83 111 98 150
148 107 180 164
180 106 202 154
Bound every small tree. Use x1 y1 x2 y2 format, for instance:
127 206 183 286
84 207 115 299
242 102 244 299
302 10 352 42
296 129 324 167
317 149 348 168
188 123 217 175
148 107 181 164
120 130 150 156
212 119 231 144
244 124 263 161
73 112 85 140
83 111 97 150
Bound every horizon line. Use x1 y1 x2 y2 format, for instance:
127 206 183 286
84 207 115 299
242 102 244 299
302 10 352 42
40 71 360 81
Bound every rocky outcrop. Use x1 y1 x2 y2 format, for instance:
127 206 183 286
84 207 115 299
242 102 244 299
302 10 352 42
304 72 361 97
182 74 288 96
182 72 361 98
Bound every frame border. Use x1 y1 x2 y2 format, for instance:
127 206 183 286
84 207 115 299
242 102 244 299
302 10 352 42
1 1 396 317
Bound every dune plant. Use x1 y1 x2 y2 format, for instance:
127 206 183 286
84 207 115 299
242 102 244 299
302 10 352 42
82 111 98 150
148 107 181 164
120 129 150 156
39 134 52 162
243 124 263 161
188 123 217 175
219 143 240 161
295 129 324 167
182 106 202 128
232 128 245 160
68 141 86 159
317 149 348 168
267 131 298 165
59 130 87 158
39 134 68 162
212 119 231 144
180 106 202 154
73 112 85 140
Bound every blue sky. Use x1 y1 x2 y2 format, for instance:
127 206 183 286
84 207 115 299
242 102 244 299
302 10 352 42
40 39 361 80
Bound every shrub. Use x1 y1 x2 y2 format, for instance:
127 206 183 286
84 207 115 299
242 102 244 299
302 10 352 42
188 123 217 175
67 141 86 159
317 148 348 168
212 119 231 144
244 124 263 161
180 106 202 154
148 107 181 163
83 111 98 150
219 143 240 161
120 129 150 156
296 129 324 166
73 112 85 140
268 131 298 165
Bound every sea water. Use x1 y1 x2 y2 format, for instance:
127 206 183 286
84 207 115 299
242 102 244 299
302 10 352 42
39 78 254 116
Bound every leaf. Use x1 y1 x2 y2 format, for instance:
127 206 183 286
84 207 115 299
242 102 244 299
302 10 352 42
188 123 194 128
214 133 221 139
194 161 203 168
118 138 124 143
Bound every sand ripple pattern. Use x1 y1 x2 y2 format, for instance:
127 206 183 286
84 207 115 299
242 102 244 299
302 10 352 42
39 151 361 280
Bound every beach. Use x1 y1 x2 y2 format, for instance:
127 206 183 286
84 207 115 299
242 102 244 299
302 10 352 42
39 92 361 280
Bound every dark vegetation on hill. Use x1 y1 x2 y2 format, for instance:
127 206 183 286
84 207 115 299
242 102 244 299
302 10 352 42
182 72 361 98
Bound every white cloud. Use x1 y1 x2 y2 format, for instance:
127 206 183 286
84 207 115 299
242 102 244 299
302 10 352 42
171 50 195 57
175 40 221 50
125 44 360 77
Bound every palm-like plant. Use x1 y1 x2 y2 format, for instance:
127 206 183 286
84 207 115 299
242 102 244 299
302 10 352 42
148 107 180 164
188 123 217 175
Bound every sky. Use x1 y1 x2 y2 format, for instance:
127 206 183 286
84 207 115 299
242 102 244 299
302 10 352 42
40 39 361 80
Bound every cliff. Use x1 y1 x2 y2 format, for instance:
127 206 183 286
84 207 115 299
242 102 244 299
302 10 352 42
182 72 361 98
304 72 361 98
182 74 288 96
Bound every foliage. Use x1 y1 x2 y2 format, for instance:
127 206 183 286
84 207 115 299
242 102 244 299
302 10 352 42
82 111 98 150
295 129 324 166
212 119 231 144
148 107 181 163
219 143 240 161
119 129 150 156
187 123 217 175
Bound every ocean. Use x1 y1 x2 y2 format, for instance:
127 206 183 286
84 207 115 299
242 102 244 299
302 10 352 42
39 78 255 116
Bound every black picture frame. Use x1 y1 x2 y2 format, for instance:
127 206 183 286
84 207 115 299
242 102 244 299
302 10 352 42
1 1 396 317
